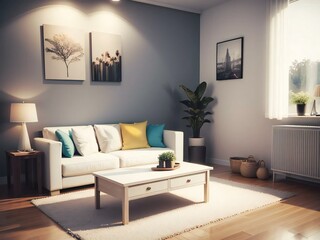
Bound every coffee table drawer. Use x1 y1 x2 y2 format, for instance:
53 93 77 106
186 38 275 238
170 173 206 189
128 180 168 198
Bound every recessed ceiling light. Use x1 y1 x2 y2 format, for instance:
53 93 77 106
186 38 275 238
112 0 120 2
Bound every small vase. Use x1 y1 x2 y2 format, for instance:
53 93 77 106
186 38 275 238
296 104 306 116
256 160 269 180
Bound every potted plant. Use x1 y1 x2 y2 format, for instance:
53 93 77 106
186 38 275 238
158 152 176 168
290 91 310 116
179 81 215 146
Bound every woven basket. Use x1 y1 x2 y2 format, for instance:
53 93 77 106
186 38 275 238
230 157 247 173
240 155 258 178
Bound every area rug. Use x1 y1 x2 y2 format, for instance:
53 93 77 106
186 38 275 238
32 177 294 240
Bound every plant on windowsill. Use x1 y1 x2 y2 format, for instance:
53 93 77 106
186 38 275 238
290 91 310 116
179 81 215 147
158 152 176 168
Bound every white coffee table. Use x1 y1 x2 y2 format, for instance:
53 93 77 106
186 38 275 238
93 162 213 225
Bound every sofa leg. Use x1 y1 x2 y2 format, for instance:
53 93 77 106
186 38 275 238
50 190 60 196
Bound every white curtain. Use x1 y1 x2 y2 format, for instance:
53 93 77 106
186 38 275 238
266 0 290 120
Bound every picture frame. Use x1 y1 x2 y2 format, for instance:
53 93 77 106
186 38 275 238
42 24 86 80
216 37 243 81
90 32 122 82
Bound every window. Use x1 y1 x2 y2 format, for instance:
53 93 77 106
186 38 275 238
288 0 320 114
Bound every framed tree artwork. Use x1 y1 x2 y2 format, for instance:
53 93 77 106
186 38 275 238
216 37 243 81
42 24 86 80
90 32 122 82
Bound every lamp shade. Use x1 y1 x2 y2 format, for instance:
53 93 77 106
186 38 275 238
10 103 38 123
314 85 320 98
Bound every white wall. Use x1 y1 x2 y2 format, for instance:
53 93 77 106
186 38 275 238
200 0 320 167
0 0 200 177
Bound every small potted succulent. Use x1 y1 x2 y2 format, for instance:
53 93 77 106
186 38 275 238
290 91 310 116
158 152 176 168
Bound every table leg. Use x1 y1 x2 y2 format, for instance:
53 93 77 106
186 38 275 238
12 159 21 196
26 158 33 188
122 188 129 225
95 177 100 209
204 170 210 203
36 153 43 194
6 153 11 188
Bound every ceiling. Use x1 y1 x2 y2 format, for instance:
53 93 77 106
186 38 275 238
132 0 227 14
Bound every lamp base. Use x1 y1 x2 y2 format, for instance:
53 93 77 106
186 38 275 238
18 122 32 151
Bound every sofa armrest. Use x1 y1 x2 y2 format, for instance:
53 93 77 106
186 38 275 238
163 130 184 162
34 137 63 192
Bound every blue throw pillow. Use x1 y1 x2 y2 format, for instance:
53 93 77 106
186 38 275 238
55 129 75 158
147 124 166 148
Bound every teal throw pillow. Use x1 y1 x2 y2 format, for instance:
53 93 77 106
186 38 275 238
55 129 75 158
147 124 166 148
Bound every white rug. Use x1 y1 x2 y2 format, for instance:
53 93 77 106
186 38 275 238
32 177 293 240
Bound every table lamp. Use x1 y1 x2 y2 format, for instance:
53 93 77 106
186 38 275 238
10 102 38 151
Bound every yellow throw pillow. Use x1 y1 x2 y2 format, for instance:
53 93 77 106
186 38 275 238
120 121 150 150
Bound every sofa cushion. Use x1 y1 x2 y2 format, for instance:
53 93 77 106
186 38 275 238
72 126 99 156
43 125 90 141
61 152 119 177
94 124 122 153
147 124 166 148
110 147 173 168
120 121 150 150
55 130 75 158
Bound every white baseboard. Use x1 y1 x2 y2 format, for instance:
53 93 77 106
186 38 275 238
207 158 230 166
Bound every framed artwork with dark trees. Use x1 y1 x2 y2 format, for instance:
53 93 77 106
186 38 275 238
216 37 243 81
90 32 122 82
42 24 86 80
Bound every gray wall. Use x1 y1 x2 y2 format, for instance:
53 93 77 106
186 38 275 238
0 0 200 178
200 0 320 167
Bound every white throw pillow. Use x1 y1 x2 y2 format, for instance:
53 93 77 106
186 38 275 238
71 126 99 156
94 124 122 153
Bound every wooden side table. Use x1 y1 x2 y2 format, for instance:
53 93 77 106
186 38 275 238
6 150 44 196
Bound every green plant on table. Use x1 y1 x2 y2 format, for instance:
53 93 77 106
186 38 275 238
158 152 176 162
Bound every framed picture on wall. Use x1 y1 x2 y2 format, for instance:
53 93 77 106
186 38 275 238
42 24 86 80
90 32 122 82
216 37 243 81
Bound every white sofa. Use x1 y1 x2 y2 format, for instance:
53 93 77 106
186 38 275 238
34 125 184 195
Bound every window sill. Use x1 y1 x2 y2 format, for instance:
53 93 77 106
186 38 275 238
288 114 320 118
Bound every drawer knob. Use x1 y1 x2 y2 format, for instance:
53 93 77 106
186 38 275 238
186 179 191 183
146 187 151 191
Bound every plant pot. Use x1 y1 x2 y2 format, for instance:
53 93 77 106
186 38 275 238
158 160 165 168
189 137 205 147
165 160 175 168
188 146 206 164
296 104 306 116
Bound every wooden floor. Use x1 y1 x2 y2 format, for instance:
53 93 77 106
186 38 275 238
1 165 319 240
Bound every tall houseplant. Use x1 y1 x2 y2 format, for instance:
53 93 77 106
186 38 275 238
180 81 215 146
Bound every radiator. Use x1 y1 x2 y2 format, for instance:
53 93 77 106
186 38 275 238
272 125 320 182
